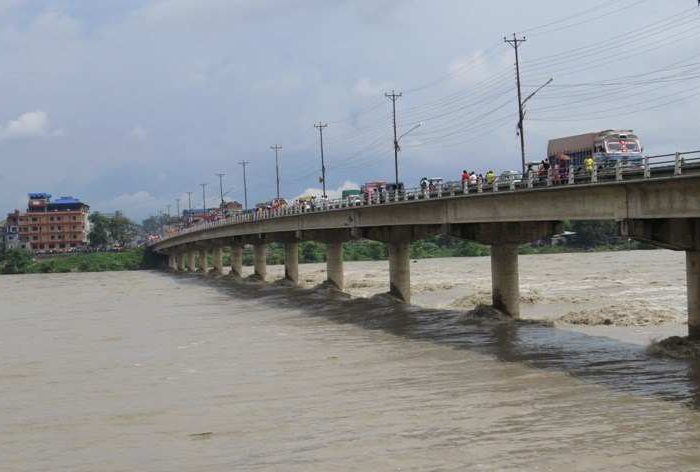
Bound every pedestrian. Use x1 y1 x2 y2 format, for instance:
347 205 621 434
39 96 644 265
584 155 595 175
469 171 477 186
486 170 496 185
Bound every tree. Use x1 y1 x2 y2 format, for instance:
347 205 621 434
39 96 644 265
89 212 110 248
108 211 138 246
570 220 619 248
1 249 33 274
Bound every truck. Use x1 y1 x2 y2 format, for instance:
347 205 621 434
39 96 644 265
547 129 643 169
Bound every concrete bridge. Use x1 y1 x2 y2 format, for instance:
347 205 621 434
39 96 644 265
151 158 700 338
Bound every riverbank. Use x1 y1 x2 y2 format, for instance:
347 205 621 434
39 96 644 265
0 248 160 274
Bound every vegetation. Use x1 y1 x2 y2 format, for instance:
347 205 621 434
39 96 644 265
89 211 139 248
0 248 160 275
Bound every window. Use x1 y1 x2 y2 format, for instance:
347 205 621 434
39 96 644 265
31 217 37 222
32 236 38 241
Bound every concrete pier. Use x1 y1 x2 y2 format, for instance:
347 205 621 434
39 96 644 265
198 249 208 273
212 247 223 275
284 242 299 284
230 245 243 278
253 244 267 280
388 242 411 303
688 251 700 339
168 255 176 271
491 244 520 318
176 253 185 272
187 251 196 272
326 242 344 290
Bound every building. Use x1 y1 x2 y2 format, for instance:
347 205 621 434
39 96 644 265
1 210 29 251
11 193 90 253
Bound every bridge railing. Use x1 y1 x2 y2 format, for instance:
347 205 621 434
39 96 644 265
150 150 700 245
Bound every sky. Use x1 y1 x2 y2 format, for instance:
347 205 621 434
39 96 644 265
0 0 699 221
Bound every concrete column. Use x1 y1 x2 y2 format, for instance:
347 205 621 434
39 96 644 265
491 243 520 318
326 242 344 290
388 242 411 303
284 242 299 285
230 245 243 278
212 247 223 275
253 244 267 280
168 254 176 270
187 251 196 272
177 253 186 271
687 251 700 339
198 248 208 273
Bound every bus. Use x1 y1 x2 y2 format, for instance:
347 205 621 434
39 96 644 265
547 129 643 169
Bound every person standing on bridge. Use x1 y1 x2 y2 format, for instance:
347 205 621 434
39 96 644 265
462 170 469 191
469 171 477 187
584 155 595 175
486 170 496 186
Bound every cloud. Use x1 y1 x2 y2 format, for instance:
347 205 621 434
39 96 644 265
354 78 394 97
96 190 160 220
128 125 149 141
294 180 360 200
0 111 53 140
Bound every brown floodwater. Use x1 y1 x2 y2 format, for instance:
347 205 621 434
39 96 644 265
2 251 700 471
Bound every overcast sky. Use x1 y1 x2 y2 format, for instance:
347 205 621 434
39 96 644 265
1 0 698 221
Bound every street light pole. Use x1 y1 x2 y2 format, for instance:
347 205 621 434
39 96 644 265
175 198 180 221
270 145 282 200
314 122 328 198
216 173 225 211
186 192 193 223
239 161 250 210
200 183 207 220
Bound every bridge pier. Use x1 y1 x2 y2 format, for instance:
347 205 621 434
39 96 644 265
167 254 176 271
449 222 561 318
491 244 520 318
326 242 344 290
284 242 299 285
253 244 267 280
187 250 196 272
211 246 223 275
230 245 243 278
198 248 208 273
175 253 184 271
388 242 411 303
688 251 700 339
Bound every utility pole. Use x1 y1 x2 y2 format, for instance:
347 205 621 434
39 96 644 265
216 172 226 211
505 33 527 174
385 90 403 186
270 145 283 200
200 183 208 219
314 122 328 198
175 198 181 221
186 192 193 224
166 204 171 219
239 160 250 210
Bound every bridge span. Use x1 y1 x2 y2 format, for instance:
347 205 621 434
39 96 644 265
151 166 700 338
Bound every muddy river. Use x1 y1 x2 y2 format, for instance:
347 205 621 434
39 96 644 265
2 250 700 471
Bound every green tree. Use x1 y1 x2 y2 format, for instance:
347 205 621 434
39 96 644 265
108 211 138 246
570 220 619 248
89 212 110 248
1 249 33 274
